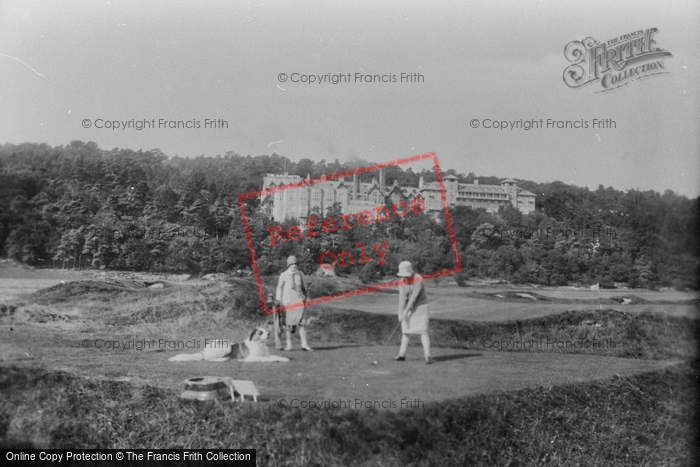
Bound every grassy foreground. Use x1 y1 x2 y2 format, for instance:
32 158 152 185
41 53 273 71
1 362 697 466
2 277 698 465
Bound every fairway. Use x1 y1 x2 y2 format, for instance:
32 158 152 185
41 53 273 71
0 324 682 408
323 286 700 321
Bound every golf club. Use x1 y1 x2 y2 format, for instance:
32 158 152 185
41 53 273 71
383 320 402 347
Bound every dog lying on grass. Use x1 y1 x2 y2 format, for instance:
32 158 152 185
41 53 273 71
168 326 290 363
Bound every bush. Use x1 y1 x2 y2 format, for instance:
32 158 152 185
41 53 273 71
306 278 342 298
226 279 266 320
455 272 469 287
358 263 376 284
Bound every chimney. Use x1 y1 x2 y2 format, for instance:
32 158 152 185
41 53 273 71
379 168 385 192
474 179 479 185
419 175 424 189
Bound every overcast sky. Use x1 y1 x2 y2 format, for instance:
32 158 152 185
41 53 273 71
1 0 698 197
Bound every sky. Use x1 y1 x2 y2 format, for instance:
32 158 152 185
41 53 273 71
1 0 698 197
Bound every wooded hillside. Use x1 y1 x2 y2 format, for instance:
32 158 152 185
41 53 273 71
1 141 697 289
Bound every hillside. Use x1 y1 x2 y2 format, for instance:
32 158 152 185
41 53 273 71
1 141 697 289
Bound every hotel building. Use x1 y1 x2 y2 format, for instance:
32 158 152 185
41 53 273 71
262 171 535 221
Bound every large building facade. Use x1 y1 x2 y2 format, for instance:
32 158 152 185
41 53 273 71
262 171 535 221
422 174 536 214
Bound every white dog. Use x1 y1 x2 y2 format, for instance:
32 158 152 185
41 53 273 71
168 326 289 363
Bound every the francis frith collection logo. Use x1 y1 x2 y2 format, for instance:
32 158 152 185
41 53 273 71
563 28 672 92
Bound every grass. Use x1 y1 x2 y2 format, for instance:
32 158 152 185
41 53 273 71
1 362 697 466
310 307 698 360
2 276 698 465
5 278 697 359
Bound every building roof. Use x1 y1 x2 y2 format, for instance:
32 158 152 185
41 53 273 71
420 180 536 197
516 187 536 196
263 174 534 197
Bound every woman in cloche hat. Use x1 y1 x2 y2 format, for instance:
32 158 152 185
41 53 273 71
395 261 433 364
275 255 312 351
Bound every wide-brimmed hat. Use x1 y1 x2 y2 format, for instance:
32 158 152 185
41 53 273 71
287 255 298 266
397 261 414 277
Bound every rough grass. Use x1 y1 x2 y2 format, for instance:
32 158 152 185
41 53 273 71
311 308 698 360
1 362 697 466
5 278 697 360
10 279 267 330
474 290 698 306
30 279 149 303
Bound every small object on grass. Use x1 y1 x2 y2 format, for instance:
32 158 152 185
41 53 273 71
180 377 259 402
180 377 231 401
227 379 260 402
372 360 378 365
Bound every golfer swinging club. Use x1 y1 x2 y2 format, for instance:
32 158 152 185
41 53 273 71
276 255 313 351
395 261 433 364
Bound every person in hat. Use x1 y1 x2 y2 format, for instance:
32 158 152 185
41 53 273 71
276 255 312 351
395 260 433 364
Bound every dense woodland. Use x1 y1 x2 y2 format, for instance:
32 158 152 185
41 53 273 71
1 141 697 289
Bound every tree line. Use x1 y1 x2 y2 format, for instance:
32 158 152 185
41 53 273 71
0 141 697 289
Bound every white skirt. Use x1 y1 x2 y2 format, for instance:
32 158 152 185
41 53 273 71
401 303 429 335
284 304 306 326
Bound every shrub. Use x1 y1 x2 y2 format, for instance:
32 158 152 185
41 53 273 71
455 272 469 287
358 263 376 284
226 279 266 320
